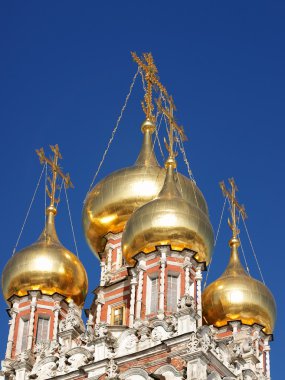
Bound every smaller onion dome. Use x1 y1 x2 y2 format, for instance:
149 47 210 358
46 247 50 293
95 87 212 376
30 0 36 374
202 237 276 334
121 157 214 266
2 206 88 307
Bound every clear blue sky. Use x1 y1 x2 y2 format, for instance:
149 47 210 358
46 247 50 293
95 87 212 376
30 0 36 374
0 2 284 377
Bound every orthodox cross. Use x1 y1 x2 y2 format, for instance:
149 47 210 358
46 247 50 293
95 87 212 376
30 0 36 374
131 52 168 123
220 178 247 239
36 144 73 210
156 95 187 162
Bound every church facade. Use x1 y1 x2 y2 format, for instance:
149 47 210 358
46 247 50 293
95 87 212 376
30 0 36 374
0 53 276 380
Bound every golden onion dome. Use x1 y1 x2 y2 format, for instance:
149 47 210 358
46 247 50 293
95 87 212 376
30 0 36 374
2 207 88 307
121 159 214 265
82 119 164 257
202 237 276 334
83 119 210 258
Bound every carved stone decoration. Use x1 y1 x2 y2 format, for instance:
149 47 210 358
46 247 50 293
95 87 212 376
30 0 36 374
94 323 109 338
30 356 58 380
94 323 117 355
120 367 149 379
80 315 95 347
34 341 59 361
241 336 253 355
207 371 221 380
59 301 84 334
187 333 200 354
242 369 257 380
187 327 214 356
151 327 162 342
56 355 69 375
106 357 119 380
134 320 152 342
124 333 138 351
187 357 207 380
197 326 214 352
154 364 182 380
12 350 34 369
165 314 178 334
177 294 194 310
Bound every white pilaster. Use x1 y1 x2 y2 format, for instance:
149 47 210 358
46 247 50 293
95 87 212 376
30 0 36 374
264 339 271 379
195 267 202 327
5 306 18 359
96 291 104 324
183 257 191 296
158 251 166 316
27 295 37 350
129 271 137 328
100 261 106 286
107 248 112 272
52 302 61 342
135 265 144 320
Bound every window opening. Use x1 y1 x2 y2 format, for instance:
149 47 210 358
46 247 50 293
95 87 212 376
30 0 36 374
167 274 178 312
111 306 124 326
36 317 50 343
150 277 159 313
21 319 29 351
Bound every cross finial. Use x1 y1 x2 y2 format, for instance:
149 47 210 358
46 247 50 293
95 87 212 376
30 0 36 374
220 178 247 239
131 52 168 123
36 144 73 213
156 95 187 167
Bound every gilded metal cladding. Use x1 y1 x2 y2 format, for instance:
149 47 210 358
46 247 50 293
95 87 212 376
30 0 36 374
121 164 214 266
82 120 210 259
202 239 276 334
2 214 88 307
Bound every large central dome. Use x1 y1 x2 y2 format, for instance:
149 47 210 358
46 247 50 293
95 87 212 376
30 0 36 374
82 119 211 259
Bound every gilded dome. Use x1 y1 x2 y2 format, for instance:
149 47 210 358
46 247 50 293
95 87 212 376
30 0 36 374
202 238 276 334
83 119 210 258
2 209 88 307
121 160 214 265
82 120 164 257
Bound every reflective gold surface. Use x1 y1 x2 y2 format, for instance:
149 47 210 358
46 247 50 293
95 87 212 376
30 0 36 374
202 238 276 334
83 120 210 258
2 212 88 307
121 163 214 265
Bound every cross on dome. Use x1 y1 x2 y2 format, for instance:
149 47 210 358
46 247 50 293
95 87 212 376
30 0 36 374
36 144 73 213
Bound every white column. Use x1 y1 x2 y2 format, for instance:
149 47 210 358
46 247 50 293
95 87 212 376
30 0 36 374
5 307 17 359
96 291 104 324
107 248 112 272
100 261 106 286
27 295 37 349
135 266 144 320
87 313 94 333
264 339 271 379
129 272 137 328
53 302 61 342
158 252 166 316
183 257 191 296
195 267 203 327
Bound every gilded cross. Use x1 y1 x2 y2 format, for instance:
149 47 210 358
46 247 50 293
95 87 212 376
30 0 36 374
220 178 247 238
156 95 187 162
131 52 168 123
36 144 73 209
